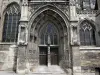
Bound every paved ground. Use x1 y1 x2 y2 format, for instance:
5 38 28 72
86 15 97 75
0 71 18 75
0 66 67 75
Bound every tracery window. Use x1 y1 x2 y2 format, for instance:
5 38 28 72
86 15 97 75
40 24 58 45
2 4 21 42
80 21 96 45
81 0 98 10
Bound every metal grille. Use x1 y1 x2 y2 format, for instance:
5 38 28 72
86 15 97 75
2 4 21 42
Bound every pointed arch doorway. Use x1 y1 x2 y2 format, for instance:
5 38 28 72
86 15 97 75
29 9 69 68
39 24 59 66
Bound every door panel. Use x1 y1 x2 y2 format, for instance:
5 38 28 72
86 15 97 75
50 48 58 65
39 47 47 65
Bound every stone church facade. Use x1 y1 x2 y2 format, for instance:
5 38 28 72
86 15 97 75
0 0 100 75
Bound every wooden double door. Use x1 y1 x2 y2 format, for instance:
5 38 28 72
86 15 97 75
39 47 58 65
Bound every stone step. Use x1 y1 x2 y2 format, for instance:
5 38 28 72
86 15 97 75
29 66 67 75
27 74 67 75
0 71 67 75
29 73 67 75
0 66 67 75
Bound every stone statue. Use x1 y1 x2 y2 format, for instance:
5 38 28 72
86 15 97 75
19 27 26 44
72 25 78 45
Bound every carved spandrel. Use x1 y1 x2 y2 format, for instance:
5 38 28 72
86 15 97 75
29 3 69 16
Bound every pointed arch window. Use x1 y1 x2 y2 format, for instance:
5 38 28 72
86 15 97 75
2 4 21 42
80 21 96 45
40 24 59 45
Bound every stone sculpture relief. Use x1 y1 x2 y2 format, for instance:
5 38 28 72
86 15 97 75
18 25 27 45
71 25 79 45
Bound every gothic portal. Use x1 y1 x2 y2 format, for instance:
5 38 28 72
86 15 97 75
25 9 69 69
0 0 100 75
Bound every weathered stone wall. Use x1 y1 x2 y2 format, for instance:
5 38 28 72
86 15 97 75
27 43 39 72
17 45 27 73
0 44 17 71
80 47 100 75
80 47 100 67
81 67 96 75
0 44 10 71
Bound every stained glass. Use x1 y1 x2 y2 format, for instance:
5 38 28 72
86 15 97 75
40 24 58 45
80 21 95 45
80 29 85 45
2 4 21 42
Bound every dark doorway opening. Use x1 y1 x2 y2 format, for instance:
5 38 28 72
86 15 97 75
39 47 59 65
39 47 47 65
50 47 58 65
95 68 100 75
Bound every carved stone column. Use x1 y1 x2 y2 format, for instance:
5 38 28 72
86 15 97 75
70 0 78 21
20 0 28 21
18 0 28 45
17 0 29 74
16 45 27 74
70 22 81 75
47 35 51 66
70 1 81 75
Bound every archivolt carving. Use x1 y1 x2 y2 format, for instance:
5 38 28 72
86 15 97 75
29 3 69 17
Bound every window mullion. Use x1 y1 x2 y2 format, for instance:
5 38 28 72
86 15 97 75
10 14 13 42
83 30 86 45
89 30 92 45
44 34 45 44
53 34 54 45
3 14 8 42
44 34 46 45
14 14 17 42
6 14 10 42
